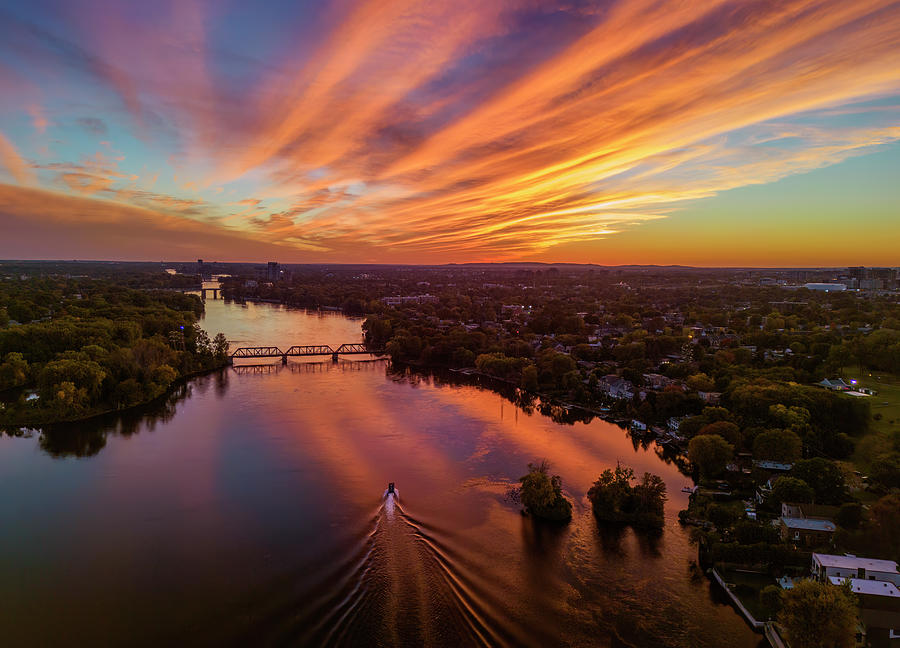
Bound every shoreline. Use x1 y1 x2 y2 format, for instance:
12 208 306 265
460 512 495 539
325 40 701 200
0 362 228 429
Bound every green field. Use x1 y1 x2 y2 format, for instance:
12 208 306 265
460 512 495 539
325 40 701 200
841 367 900 477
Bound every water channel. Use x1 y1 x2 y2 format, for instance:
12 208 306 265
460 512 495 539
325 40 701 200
0 300 765 647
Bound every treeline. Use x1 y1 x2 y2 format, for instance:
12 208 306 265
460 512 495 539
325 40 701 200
0 278 228 424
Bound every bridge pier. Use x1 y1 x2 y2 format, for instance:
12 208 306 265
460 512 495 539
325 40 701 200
332 352 339 362
282 355 288 365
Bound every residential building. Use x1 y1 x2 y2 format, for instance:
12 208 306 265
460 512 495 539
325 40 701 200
812 554 900 586
780 517 835 547
598 375 634 400
781 502 840 520
828 578 900 648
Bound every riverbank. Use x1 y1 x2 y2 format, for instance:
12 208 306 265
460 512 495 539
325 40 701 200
710 568 788 648
0 361 228 429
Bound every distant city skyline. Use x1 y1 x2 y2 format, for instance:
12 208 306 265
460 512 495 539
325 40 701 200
0 1 898 265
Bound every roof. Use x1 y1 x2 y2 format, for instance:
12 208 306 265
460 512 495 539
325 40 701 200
754 460 794 471
781 517 835 532
814 553 899 573
829 577 900 597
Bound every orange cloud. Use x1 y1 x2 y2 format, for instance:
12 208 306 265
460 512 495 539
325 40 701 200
0 184 304 261
0 133 35 186
1 0 898 263
27 105 48 134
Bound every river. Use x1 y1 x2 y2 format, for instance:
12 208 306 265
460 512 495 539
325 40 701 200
0 300 764 647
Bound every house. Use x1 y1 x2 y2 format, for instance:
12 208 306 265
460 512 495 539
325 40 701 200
698 391 722 404
780 517 836 547
643 373 674 390
812 554 900 587
829 577 900 602
828 578 900 648
781 502 840 520
599 375 634 400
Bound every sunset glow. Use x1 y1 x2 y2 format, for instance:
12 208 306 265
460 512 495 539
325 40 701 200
1 1 898 264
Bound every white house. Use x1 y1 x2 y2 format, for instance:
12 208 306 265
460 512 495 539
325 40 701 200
828 577 900 600
813 554 900 586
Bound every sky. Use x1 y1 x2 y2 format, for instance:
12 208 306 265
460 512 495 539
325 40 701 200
0 0 898 266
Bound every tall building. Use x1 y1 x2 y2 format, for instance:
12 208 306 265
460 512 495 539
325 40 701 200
266 261 280 282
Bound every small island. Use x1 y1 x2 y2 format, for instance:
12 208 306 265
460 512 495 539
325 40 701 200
588 464 667 530
518 461 573 522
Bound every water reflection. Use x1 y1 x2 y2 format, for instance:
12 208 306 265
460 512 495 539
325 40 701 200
28 372 228 458
0 302 763 647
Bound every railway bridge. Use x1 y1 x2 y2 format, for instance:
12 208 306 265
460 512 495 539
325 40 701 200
229 343 384 365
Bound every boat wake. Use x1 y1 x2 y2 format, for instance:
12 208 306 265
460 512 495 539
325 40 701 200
283 488 524 647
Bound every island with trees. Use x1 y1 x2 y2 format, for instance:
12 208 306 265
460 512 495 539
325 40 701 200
587 464 667 530
517 461 573 522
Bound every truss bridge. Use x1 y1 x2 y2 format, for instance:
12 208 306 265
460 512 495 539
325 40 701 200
229 343 385 365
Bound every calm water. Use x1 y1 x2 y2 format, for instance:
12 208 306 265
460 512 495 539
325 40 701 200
0 300 763 647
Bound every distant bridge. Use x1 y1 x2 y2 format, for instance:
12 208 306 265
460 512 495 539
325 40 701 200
229 343 385 365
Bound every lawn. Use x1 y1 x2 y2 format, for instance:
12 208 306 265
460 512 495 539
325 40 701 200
839 366 900 481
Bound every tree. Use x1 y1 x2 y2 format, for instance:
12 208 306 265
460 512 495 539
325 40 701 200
825 344 854 376
759 584 783 619
632 472 667 529
521 364 539 391
212 333 229 362
769 477 814 506
686 373 715 392
869 454 900 493
792 458 847 504
0 352 29 390
698 421 742 447
38 358 106 403
519 461 572 522
688 434 734 479
752 429 803 463
835 502 863 530
769 404 811 429
778 580 858 648
870 494 900 560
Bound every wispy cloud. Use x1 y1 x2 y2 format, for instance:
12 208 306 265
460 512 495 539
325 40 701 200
0 132 35 185
0 0 898 262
